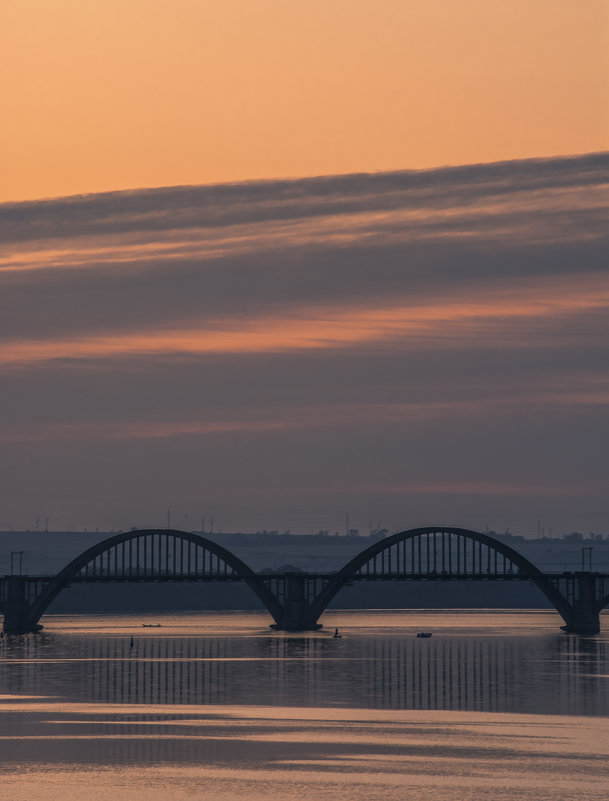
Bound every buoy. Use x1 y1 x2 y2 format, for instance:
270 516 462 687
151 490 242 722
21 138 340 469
130 636 134 648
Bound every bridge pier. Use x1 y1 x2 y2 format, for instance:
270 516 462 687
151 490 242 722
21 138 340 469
2 576 41 634
269 573 322 631
561 573 601 634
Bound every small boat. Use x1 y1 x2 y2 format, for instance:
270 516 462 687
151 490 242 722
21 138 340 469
142 624 162 628
416 632 432 638
332 628 342 639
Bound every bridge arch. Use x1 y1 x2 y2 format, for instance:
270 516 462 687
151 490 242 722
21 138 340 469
25 529 283 629
311 526 573 625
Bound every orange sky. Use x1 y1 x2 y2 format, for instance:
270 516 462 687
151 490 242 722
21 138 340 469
2 0 607 202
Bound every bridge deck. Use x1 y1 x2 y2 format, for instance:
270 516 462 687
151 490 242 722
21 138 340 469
14 571 609 583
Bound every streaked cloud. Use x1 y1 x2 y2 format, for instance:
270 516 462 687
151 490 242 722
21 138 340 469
2 384 608 446
2 152 606 243
1 278 607 368
1 154 607 533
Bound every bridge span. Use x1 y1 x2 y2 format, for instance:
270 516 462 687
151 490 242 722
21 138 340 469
1 527 608 634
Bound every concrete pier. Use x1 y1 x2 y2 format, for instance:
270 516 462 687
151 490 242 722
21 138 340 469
269 573 322 631
2 576 41 633
561 573 601 634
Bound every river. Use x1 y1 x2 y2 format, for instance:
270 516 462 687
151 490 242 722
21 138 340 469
1 610 608 800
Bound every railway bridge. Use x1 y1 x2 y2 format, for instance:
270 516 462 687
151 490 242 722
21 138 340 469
1 527 608 634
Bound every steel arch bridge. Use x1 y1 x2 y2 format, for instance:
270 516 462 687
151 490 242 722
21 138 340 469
1 527 608 633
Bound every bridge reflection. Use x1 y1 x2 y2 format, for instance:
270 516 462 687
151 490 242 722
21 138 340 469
1 626 608 717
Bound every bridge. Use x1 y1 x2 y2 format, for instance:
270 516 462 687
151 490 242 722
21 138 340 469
1 527 608 634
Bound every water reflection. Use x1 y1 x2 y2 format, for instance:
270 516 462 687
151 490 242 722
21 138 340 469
1 618 607 716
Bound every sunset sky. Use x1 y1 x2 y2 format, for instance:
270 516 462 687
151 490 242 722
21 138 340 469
1 1 607 535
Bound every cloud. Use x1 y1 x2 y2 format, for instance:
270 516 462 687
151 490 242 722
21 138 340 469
0 276 607 367
1 152 606 244
0 153 607 532
0 155 607 348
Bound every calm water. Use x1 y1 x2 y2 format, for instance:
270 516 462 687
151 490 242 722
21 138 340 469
1 610 608 800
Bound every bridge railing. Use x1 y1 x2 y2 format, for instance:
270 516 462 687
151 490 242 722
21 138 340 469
75 532 240 580
353 531 520 578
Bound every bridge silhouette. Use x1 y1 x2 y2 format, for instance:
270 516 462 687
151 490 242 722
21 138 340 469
1 527 608 634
